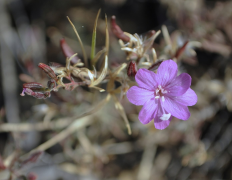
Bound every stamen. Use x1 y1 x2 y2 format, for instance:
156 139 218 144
162 90 167 94
161 96 165 102
155 96 160 99
20 88 26 96
160 113 171 121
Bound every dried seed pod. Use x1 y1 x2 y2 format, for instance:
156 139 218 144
111 16 130 42
60 38 79 64
127 61 137 80
148 59 164 71
38 63 58 81
47 79 56 90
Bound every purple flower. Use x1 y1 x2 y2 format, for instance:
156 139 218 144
127 60 197 130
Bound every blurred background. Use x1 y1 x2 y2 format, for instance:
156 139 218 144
1 0 232 179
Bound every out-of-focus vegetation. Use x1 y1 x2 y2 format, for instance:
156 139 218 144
0 0 232 179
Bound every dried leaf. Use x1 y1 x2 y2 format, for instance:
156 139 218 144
90 55 108 88
28 94 111 153
143 30 160 55
91 48 106 67
66 53 78 72
107 79 115 92
113 63 127 77
67 16 88 67
162 25 173 54
152 48 157 63
112 95 131 135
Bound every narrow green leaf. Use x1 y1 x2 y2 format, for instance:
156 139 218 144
105 14 109 58
91 9 101 67
100 14 109 71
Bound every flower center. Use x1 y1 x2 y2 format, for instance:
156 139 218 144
155 85 167 102
154 85 171 121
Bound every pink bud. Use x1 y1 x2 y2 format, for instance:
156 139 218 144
111 16 130 42
127 61 137 80
148 60 164 71
47 79 56 90
31 91 50 99
38 63 58 81
145 30 156 39
60 38 79 64
173 41 189 59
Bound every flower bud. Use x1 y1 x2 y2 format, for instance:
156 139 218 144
111 16 130 42
127 61 137 80
173 41 188 59
31 91 50 99
60 38 79 64
148 59 164 71
47 79 56 90
145 30 156 39
38 63 58 81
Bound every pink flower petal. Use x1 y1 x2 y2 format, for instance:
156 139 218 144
138 98 158 124
135 69 158 90
153 101 172 129
163 97 190 120
175 88 197 106
127 86 154 106
165 73 191 96
156 60 178 87
154 116 172 130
